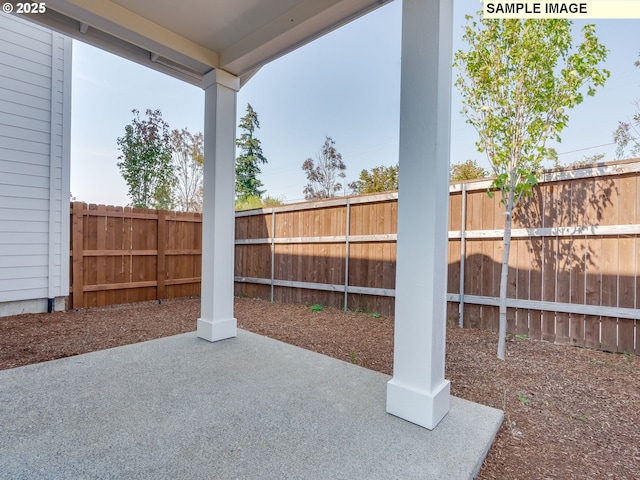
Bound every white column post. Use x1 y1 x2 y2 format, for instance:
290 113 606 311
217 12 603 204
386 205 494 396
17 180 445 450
386 0 453 430
197 69 240 342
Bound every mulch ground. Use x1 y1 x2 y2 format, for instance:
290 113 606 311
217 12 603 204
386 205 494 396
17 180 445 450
1 296 639 479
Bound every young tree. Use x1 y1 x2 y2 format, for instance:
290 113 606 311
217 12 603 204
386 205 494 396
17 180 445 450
454 16 609 359
302 136 347 200
613 52 640 159
450 159 488 182
236 104 267 201
235 194 283 211
171 128 203 212
353 164 399 194
117 109 175 209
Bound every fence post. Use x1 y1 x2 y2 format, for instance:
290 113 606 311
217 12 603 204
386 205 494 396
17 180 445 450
157 210 166 300
459 183 467 328
270 209 276 302
71 202 84 309
344 198 351 311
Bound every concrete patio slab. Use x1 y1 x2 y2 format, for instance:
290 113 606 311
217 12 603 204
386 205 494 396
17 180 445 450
0 330 503 479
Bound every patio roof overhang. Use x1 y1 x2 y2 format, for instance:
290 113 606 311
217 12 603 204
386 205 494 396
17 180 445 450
19 0 393 86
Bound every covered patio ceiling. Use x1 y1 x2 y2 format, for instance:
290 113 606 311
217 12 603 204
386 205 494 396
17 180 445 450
21 0 394 86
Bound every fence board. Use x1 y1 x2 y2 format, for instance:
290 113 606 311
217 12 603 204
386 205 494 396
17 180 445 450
516 238 530 336
584 236 602 350
555 182 572 344
482 193 497 331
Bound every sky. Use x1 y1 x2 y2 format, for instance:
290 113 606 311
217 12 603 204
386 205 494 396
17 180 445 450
70 1 640 206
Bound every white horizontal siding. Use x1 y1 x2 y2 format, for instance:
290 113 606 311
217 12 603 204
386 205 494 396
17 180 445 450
0 136 50 156
0 254 48 268
0 110 50 133
0 148 49 167
0 220 49 233
0 73 52 100
0 14 71 309
0 278 48 303
0 14 52 43
0 50 52 78
0 127 51 151
0 158 50 177
0 243 48 257
0 195 49 215
0 59 53 88
0 98 50 124
0 87 51 112
0 231 49 245
1 265 49 279
0 183 49 200
0 20 52 66
1 170 51 189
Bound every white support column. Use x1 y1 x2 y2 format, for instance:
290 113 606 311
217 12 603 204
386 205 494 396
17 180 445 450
197 69 240 342
386 0 453 430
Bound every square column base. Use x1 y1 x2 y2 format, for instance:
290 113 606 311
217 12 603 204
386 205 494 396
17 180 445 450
386 378 451 430
197 318 237 342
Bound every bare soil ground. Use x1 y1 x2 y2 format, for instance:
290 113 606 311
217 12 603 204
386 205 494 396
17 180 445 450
1 296 639 479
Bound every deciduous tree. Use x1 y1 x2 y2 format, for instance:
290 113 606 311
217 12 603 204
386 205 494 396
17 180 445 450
117 109 175 209
302 136 347 200
171 129 203 212
235 195 283 211
454 15 609 359
353 164 399 194
613 52 640 159
450 159 488 182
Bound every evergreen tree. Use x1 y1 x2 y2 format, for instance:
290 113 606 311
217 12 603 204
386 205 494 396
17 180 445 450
235 104 267 201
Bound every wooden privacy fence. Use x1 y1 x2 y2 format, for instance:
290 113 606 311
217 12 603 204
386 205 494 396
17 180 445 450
235 159 640 355
234 193 398 316
69 203 202 308
446 159 640 355
68 158 640 355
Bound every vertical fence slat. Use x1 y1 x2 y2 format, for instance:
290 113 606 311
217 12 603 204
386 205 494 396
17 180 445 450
600 236 619 352
344 199 351 311
96 205 107 307
157 210 166 300
458 184 467 327
71 202 84 309
617 175 636 354
584 235 602 350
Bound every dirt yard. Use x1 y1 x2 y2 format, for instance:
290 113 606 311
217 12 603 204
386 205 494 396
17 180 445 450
1 296 639 479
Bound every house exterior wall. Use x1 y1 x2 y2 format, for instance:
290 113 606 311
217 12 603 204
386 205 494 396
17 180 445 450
0 14 72 316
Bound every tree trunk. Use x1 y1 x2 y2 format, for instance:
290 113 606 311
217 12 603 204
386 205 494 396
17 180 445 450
497 193 515 360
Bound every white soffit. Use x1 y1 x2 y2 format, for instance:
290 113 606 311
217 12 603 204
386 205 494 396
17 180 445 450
16 0 393 86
